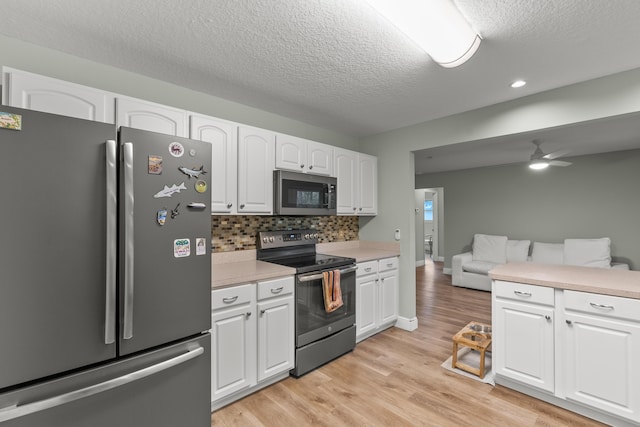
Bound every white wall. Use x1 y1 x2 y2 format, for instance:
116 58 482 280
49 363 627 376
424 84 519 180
359 67 640 325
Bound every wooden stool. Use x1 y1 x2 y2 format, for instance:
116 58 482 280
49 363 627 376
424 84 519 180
452 321 492 379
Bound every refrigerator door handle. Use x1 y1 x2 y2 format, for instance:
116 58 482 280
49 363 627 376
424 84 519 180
105 140 117 345
0 346 204 423
123 142 135 340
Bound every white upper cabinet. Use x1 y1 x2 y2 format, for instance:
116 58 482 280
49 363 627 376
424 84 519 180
2 67 115 123
190 115 238 214
237 126 275 214
333 147 377 215
116 97 187 137
275 134 333 176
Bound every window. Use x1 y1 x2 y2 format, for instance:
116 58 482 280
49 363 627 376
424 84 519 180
424 200 433 221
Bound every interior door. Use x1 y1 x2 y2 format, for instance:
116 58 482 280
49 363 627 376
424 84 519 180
0 107 116 389
118 127 211 355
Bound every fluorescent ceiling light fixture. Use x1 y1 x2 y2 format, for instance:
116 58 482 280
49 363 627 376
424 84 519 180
529 159 549 170
511 80 527 88
365 0 481 68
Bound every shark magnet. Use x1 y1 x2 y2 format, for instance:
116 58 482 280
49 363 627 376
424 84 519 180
153 182 187 198
178 165 207 179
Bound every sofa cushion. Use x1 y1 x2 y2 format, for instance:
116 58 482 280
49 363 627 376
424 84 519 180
472 234 507 264
564 238 611 268
507 240 531 262
463 260 501 275
531 242 564 264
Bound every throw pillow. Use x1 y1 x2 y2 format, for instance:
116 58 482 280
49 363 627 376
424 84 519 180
564 238 611 269
531 242 564 265
472 234 507 264
506 240 531 262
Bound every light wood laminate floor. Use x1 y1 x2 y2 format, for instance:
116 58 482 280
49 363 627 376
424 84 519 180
211 260 605 426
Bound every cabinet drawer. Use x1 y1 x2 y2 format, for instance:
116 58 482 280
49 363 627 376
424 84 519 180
257 276 294 300
357 261 378 277
564 290 640 322
212 283 254 310
378 257 398 272
494 280 555 306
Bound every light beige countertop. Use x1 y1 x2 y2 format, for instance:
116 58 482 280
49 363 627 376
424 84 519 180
489 262 640 299
211 250 295 290
317 240 400 263
210 240 400 289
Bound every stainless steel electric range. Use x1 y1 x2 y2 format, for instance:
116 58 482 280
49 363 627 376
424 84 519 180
257 229 357 377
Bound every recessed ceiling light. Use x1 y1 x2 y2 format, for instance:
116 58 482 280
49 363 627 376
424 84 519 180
511 80 527 88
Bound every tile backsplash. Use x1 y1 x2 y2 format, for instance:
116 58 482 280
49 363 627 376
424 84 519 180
211 215 359 252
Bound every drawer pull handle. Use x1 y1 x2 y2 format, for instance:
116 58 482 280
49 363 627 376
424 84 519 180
514 290 532 297
590 302 614 310
386 263 393 267
365 267 372 272
222 296 238 304
270 287 284 294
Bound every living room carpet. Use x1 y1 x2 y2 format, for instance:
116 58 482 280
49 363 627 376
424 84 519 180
441 348 495 386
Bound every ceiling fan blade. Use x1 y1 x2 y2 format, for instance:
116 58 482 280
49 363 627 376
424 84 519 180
543 149 571 160
549 160 572 167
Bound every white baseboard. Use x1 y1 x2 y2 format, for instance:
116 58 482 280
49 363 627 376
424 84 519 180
395 316 418 332
443 267 452 275
416 260 425 267
435 256 444 262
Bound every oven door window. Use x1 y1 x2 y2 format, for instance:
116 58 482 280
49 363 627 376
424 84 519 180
296 270 355 347
282 179 327 209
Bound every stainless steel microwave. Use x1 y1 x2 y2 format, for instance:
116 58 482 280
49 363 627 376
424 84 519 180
274 170 337 215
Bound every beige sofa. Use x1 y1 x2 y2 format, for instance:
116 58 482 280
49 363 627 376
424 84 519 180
452 234 629 292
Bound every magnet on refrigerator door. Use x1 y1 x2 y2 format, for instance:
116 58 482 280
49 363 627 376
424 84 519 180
171 203 181 219
196 238 206 256
153 182 187 198
178 165 207 179
173 238 190 258
168 142 184 157
148 155 163 175
194 180 207 193
156 208 168 226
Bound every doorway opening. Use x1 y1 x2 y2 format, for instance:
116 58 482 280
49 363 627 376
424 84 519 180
414 187 443 266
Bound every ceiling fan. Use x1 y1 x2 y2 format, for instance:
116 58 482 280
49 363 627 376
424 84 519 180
528 140 572 170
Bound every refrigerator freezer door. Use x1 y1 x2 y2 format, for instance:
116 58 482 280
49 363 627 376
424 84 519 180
0 107 116 390
0 334 211 427
118 127 212 355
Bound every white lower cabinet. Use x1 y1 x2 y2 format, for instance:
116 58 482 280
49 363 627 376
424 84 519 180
356 257 398 342
493 280 555 393
211 276 294 410
493 281 640 426
563 290 640 422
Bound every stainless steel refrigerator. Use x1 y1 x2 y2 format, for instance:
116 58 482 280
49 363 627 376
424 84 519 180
0 106 211 426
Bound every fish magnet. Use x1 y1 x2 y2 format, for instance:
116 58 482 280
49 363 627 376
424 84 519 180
168 142 184 158
157 208 167 226
195 180 207 193
178 165 207 179
148 155 163 174
154 182 187 198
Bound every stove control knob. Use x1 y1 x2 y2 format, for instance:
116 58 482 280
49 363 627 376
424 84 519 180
262 237 268 243
269 236 275 243
304 234 310 239
313 233 318 239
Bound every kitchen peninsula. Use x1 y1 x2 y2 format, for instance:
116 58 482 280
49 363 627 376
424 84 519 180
490 262 640 427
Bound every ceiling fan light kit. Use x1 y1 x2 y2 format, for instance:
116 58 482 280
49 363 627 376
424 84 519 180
529 159 549 170
528 140 572 170
365 0 481 68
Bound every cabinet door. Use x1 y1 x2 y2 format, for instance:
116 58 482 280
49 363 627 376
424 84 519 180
356 275 377 339
275 134 306 172
116 97 187 137
379 270 398 326
333 148 358 215
257 295 294 382
493 300 555 392
237 126 275 214
190 115 238 213
211 305 256 402
3 68 115 123
307 141 333 176
564 312 640 421
358 153 378 215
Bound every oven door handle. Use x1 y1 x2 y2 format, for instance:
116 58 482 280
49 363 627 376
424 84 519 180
298 266 357 283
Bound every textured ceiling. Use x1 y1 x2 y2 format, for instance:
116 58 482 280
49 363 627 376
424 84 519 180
3 0 640 171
